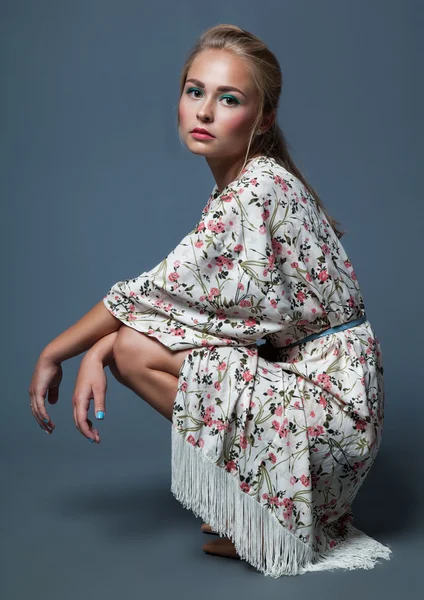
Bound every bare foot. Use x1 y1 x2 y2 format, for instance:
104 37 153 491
202 536 240 559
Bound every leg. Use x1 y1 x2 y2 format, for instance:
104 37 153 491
110 326 238 558
109 325 192 422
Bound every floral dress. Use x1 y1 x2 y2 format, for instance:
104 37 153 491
103 155 392 578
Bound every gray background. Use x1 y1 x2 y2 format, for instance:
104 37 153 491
1 0 421 598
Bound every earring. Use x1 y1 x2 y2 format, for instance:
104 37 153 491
256 129 262 135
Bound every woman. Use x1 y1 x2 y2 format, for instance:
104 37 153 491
29 24 392 577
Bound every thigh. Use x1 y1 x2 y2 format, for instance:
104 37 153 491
114 325 192 378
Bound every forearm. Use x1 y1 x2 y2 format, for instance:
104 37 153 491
87 330 120 367
42 300 123 363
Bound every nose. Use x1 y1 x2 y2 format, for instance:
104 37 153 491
196 97 214 122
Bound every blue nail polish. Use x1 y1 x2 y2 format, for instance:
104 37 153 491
43 418 49 423
88 438 95 443
96 411 105 419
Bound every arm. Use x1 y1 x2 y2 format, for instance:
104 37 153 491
42 300 122 364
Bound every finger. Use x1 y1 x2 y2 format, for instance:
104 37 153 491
48 386 59 405
93 386 106 421
31 392 54 433
87 418 100 444
75 395 97 442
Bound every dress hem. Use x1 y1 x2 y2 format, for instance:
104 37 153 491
170 425 393 578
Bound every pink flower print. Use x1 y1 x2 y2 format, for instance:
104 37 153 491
355 419 367 431
129 291 136 297
206 219 217 231
310 410 315 418
173 260 181 268
197 221 205 232
181 382 188 392
215 220 226 233
114 295 120 300
194 241 204 248
311 307 316 313
296 291 306 303
348 294 355 308
268 254 276 269
270 298 278 309
250 177 258 185
216 309 226 320
268 452 277 464
272 239 283 254
321 244 330 255
237 282 245 290
168 272 179 282
239 299 251 307
244 317 257 327
300 474 310 488
246 348 256 357
243 370 253 382
262 368 268 374
198 438 205 448
240 482 250 492
261 209 270 221
318 270 329 282
128 314 137 321
307 425 324 438
234 244 244 253
214 381 221 391
333 347 339 356
208 287 220 301
263 269 268 277
262 493 269 500
269 495 279 506
225 460 237 473
306 273 312 282
290 476 296 486
218 361 227 371
283 497 294 510
259 225 266 234
201 339 209 346
351 270 357 281
319 394 328 408
291 261 299 269
344 259 352 268
274 404 283 416
359 355 365 364
240 435 248 449
267 388 275 397
316 372 332 390
293 401 301 410
249 399 256 408
272 418 289 438
187 435 196 446
353 460 366 472
193 319 198 324
129 304 135 312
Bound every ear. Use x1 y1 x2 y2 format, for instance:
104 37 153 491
261 111 276 134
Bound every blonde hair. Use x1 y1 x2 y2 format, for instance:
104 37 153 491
176 24 345 239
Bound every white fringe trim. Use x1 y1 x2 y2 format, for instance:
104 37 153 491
170 426 393 578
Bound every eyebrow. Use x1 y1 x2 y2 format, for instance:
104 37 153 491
185 78 247 98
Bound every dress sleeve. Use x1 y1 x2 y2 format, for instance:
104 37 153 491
103 176 285 347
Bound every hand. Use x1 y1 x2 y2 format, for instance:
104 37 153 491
72 352 108 443
29 355 63 434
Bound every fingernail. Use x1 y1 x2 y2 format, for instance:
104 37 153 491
88 438 95 443
96 411 104 419
43 418 49 423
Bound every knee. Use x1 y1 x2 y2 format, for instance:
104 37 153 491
112 326 144 376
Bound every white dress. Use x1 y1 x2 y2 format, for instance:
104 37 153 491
103 155 392 577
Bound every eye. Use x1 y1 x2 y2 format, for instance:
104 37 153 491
221 95 239 106
185 88 240 106
186 87 202 98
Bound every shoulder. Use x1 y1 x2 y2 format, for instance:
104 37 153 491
242 156 304 207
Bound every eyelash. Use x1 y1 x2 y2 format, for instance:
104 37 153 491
186 87 240 106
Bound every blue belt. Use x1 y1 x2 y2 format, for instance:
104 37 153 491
284 314 368 350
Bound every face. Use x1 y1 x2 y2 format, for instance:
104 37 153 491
178 49 260 161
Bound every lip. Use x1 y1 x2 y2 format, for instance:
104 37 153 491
190 128 215 139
